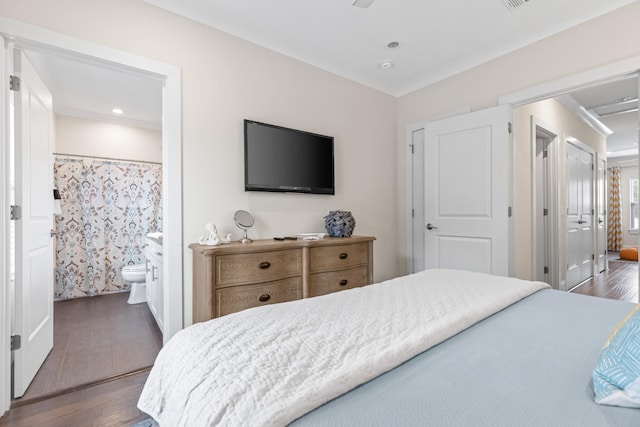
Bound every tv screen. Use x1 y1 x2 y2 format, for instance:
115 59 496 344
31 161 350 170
244 120 335 195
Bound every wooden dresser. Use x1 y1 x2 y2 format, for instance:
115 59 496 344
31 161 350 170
189 235 375 323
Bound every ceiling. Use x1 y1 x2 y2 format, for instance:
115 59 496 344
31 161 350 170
559 77 639 158
143 0 637 96
24 50 163 131
20 0 638 155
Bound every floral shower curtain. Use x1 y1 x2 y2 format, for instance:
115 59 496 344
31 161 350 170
54 157 162 299
607 166 622 252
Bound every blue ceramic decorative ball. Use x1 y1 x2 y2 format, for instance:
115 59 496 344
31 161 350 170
324 210 356 237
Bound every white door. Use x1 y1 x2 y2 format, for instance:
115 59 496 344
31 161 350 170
596 155 607 274
424 105 511 276
12 49 55 398
409 127 425 273
565 140 593 289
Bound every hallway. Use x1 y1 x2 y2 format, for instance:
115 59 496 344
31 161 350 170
570 254 639 303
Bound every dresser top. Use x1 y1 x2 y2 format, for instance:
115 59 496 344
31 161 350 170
189 235 375 255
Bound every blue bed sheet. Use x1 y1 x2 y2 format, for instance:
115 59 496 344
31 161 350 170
292 289 639 426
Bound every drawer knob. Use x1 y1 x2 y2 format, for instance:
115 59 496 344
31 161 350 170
258 294 271 302
339 253 348 260
259 261 271 269
339 279 348 286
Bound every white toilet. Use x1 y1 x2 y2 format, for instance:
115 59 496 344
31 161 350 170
122 264 147 304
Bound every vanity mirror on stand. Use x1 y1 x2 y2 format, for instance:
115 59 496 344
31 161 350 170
234 210 255 243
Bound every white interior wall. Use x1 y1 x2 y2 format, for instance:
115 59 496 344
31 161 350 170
396 1 640 277
55 115 162 162
0 0 399 327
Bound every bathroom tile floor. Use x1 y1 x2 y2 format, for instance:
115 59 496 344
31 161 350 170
12 292 162 404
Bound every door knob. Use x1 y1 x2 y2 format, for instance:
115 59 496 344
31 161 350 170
426 223 438 230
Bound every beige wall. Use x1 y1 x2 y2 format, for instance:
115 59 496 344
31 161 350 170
396 2 640 277
512 98 606 282
55 115 162 163
4 0 640 325
0 0 398 325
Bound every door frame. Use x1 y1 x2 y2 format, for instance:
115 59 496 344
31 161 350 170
0 31 9 414
405 122 425 274
0 17 183 414
531 116 560 288
595 154 607 275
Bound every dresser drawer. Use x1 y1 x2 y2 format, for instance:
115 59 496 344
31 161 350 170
216 277 301 316
308 265 369 298
216 249 302 287
309 243 369 273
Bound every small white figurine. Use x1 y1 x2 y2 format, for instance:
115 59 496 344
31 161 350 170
198 223 232 246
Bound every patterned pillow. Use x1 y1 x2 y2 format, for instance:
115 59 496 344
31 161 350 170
593 304 640 408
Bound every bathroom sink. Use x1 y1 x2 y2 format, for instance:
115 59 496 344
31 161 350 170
146 232 163 245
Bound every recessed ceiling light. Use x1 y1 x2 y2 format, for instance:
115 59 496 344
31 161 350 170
112 108 124 115
387 41 400 49
378 60 394 70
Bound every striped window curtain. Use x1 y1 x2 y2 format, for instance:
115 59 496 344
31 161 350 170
607 167 623 251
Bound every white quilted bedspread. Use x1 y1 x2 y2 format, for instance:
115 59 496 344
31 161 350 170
138 269 549 426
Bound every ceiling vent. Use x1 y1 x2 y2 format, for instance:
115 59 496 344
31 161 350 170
353 0 375 8
502 0 532 11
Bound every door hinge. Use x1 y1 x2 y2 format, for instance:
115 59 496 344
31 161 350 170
543 208 548 216
10 205 21 220
9 75 20 91
592 254 595 260
544 266 549 274
508 122 512 134
411 208 414 218
543 149 548 159
508 206 512 217
409 144 414 154
11 335 21 351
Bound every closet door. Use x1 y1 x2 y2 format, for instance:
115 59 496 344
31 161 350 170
424 105 511 276
565 140 594 290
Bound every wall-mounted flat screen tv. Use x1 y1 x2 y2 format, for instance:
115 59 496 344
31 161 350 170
244 120 335 195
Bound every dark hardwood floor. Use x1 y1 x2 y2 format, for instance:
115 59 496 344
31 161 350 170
570 254 639 303
15 292 162 404
0 371 150 427
0 291 161 427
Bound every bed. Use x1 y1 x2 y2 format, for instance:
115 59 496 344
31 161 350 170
137 269 640 426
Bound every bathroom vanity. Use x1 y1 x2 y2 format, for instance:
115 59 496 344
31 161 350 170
145 235 164 333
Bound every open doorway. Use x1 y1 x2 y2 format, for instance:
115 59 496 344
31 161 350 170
1 20 183 413
532 118 560 288
10 47 165 403
526 75 638 301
